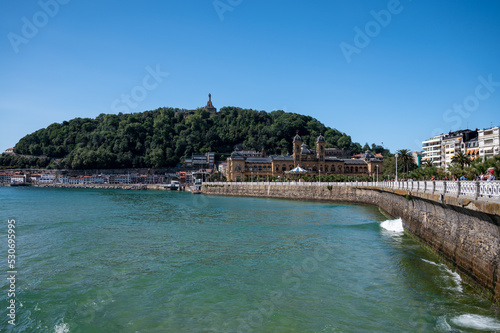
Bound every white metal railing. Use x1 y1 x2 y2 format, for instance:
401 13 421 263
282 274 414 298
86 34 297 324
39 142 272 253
204 180 500 201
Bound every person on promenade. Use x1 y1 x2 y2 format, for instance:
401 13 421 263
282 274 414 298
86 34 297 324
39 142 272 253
487 170 496 181
460 175 467 181
480 173 486 180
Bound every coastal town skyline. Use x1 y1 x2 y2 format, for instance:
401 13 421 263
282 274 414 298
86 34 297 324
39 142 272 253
1 1 500 153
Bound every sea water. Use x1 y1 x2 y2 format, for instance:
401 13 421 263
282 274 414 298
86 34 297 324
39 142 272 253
0 187 499 332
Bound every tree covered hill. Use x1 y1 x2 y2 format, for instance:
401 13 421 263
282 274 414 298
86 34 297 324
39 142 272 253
4 106 370 169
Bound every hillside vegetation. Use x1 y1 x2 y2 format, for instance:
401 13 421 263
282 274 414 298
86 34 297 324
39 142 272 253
2 106 370 169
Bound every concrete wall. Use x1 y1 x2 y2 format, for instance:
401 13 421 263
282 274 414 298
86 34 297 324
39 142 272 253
202 183 500 302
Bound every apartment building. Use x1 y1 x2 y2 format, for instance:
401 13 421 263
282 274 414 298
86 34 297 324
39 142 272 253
422 134 444 167
478 126 500 160
422 126 499 169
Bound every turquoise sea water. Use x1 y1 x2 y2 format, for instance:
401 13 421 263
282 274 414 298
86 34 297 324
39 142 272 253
1 187 499 332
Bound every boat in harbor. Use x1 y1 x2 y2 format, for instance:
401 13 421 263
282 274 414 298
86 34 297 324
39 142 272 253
165 180 181 190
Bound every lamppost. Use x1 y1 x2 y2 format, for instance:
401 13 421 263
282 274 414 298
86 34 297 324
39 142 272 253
376 165 379 183
319 167 321 185
395 154 398 182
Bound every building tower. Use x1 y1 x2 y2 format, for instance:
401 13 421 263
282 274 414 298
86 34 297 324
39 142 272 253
293 132 302 165
316 133 325 161
204 93 217 114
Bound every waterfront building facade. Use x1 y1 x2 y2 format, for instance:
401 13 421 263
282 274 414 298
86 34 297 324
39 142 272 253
226 134 383 181
184 152 216 168
422 134 444 167
478 126 500 160
0 173 11 184
441 129 478 168
422 126 499 169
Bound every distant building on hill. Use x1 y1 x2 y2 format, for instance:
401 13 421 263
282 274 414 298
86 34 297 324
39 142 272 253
204 93 217 114
176 93 218 118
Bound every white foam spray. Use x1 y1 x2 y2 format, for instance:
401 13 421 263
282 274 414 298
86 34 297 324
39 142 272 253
451 314 500 331
380 218 404 235
54 320 69 333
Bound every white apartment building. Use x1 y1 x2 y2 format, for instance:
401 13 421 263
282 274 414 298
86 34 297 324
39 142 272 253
422 134 444 167
422 126 499 170
478 126 500 160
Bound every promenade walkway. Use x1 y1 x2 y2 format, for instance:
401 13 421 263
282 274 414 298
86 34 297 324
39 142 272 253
206 180 500 203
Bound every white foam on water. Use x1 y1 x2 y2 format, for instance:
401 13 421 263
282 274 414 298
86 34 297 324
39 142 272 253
451 314 500 331
421 258 441 267
54 320 69 333
421 259 463 292
380 218 404 234
435 315 453 331
445 268 463 293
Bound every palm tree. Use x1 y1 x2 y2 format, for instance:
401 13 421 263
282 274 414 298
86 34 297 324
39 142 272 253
396 149 413 174
451 152 471 169
424 160 434 168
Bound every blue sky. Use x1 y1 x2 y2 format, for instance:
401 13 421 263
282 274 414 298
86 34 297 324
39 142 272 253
1 0 499 154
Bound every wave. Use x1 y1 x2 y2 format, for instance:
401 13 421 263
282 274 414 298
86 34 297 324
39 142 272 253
450 314 500 331
422 259 463 292
380 218 404 235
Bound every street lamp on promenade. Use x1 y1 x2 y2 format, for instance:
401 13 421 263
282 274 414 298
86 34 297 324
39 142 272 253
395 154 398 182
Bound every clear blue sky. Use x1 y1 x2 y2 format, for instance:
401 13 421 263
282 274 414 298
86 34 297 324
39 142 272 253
1 0 499 154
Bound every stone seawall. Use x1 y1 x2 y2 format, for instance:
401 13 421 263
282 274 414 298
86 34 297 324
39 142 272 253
202 183 500 302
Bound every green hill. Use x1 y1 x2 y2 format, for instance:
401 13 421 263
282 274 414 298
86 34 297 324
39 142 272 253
2 106 378 169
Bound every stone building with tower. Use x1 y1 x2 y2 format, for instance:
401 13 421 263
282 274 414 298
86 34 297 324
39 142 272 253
204 93 217 114
226 133 383 181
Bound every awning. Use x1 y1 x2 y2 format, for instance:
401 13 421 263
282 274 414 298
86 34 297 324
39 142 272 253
287 166 308 174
